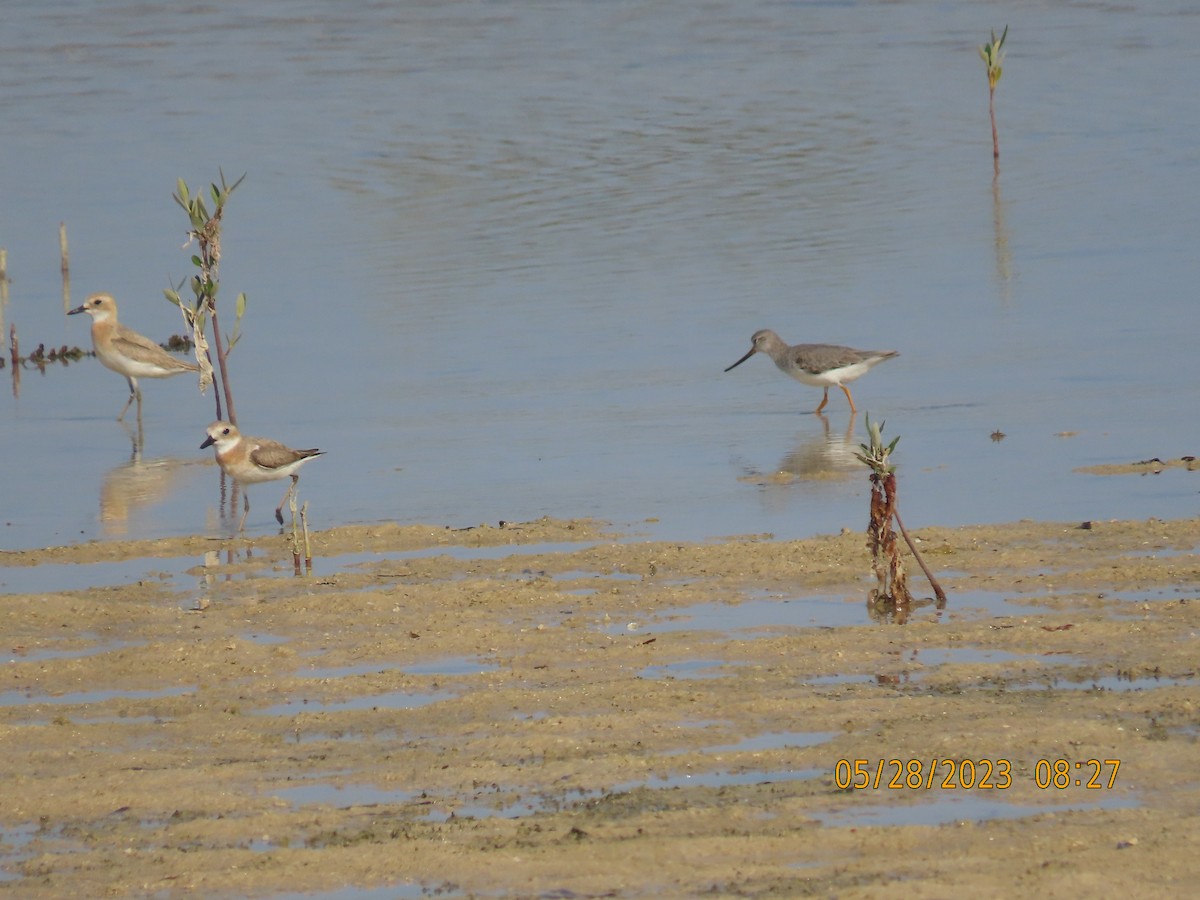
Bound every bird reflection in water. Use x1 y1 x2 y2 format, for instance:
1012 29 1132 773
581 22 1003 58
99 420 203 537
737 413 861 488
734 414 864 523
776 412 861 481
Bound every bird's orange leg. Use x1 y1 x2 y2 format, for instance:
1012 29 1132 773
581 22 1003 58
840 384 857 413
814 388 829 414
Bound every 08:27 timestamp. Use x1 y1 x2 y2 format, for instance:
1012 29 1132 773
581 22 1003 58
1034 758 1121 790
834 758 1121 791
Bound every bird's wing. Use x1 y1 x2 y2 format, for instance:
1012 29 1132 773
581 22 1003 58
110 326 198 371
249 442 321 471
111 326 168 355
791 344 859 374
249 441 302 471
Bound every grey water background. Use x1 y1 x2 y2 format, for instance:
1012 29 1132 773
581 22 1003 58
1 0 1198 555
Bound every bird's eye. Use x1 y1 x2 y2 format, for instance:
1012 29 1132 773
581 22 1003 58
222 428 231 435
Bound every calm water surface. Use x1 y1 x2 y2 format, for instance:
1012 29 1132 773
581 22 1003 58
1 1 1198 556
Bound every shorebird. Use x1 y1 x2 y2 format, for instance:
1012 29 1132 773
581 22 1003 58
201 421 324 529
725 329 898 414
69 292 199 421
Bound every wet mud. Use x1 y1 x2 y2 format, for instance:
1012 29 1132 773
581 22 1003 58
2 514 1199 897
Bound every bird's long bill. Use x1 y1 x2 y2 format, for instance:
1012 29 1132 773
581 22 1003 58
66 305 87 316
724 347 757 372
200 436 216 450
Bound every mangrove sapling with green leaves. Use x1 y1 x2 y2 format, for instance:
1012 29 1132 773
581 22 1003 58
165 170 248 425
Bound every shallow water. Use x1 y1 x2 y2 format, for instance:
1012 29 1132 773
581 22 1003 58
266 887 426 900
270 753 1134 837
608 588 1050 634
0 555 195 594
1 1 1198 564
256 689 454 718
0 684 192 710
818 793 1136 828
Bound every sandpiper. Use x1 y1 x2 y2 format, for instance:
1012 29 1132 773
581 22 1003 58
200 421 323 529
69 292 199 421
725 329 898 413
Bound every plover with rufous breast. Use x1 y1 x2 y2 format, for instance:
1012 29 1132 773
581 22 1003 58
68 292 199 421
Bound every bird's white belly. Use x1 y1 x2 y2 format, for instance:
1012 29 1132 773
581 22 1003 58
225 457 312 485
96 348 171 379
237 466 288 485
783 361 872 388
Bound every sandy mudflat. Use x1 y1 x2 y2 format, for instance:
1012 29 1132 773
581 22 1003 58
1 514 1199 898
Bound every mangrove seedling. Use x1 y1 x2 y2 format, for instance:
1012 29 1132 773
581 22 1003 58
854 417 947 612
166 170 248 425
979 26 1008 162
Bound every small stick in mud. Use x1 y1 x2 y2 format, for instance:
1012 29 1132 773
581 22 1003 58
301 501 312 575
60 222 71 311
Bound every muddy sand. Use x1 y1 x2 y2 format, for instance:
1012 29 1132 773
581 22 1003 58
1 512 1199 898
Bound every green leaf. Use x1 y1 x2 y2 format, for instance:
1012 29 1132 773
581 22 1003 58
176 178 190 204
163 289 181 306
235 292 247 318
191 255 203 267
